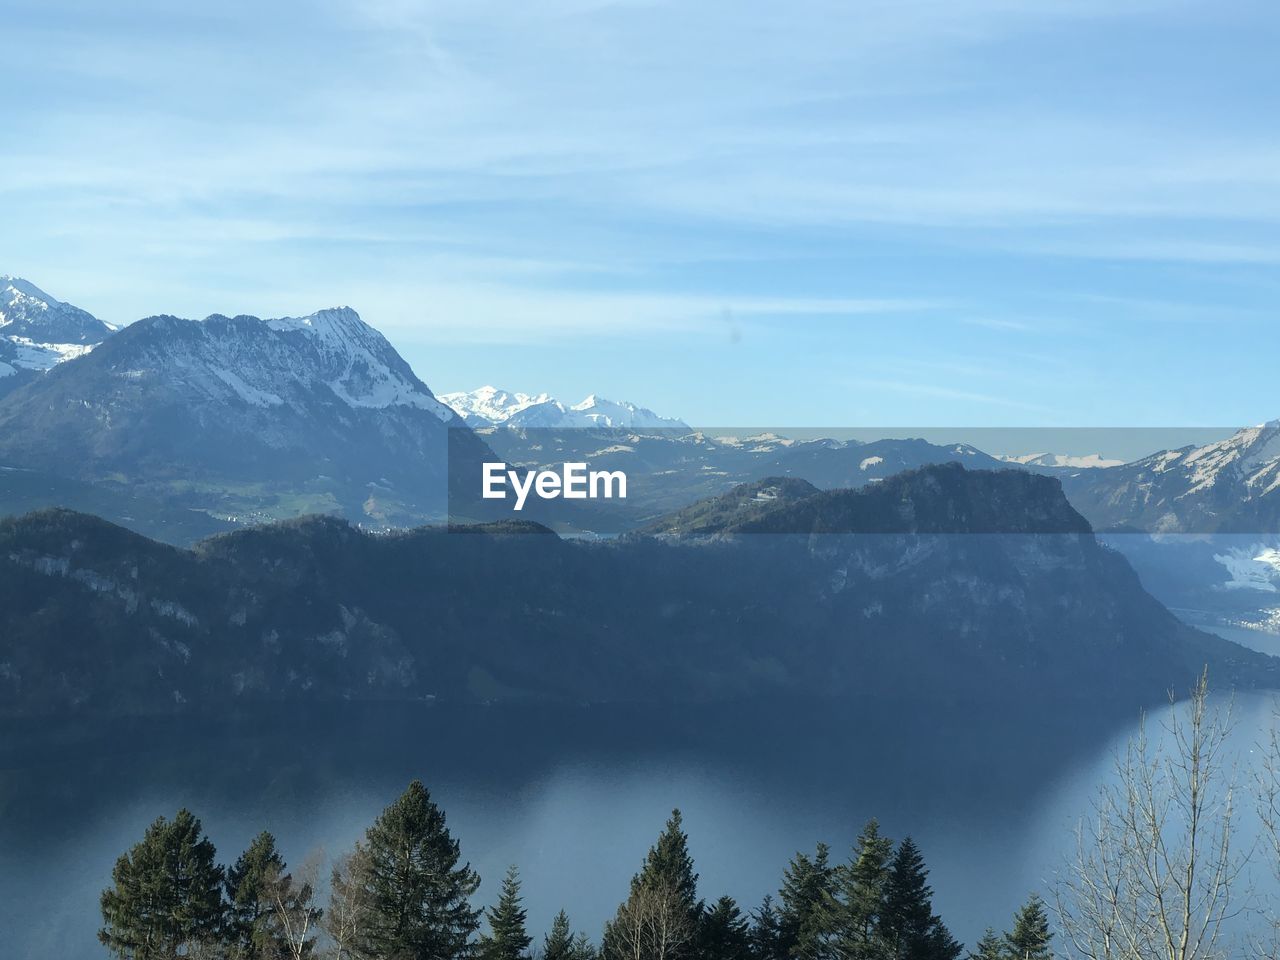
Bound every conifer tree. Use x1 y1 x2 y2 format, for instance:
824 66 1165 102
603 809 702 960
225 831 285 958
352 779 482 960
572 930 599 960
966 928 1006 960
479 865 533 960
544 909 576 960
776 844 834 960
603 810 701 960
881 837 961 960
748 895 784 960
637 809 701 925
829 820 894 960
700 896 752 960
99 809 227 960
1003 896 1052 960
543 910 597 960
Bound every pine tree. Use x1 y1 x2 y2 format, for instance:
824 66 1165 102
225 831 285 958
829 820 894 960
966 928 1006 960
602 810 701 960
924 922 966 960
572 930 599 960
603 809 702 960
479 865 533 960
544 910 576 960
637 809 701 925
748 895 784 960
881 838 961 960
353 779 482 960
700 896 752 960
99 809 227 960
776 843 834 960
544 910 597 960
1004 896 1052 960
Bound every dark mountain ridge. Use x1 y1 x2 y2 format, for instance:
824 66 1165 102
641 465 1090 537
0 465 1269 719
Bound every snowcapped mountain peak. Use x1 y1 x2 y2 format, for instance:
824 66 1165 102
0 276 114 380
119 306 456 419
440 386 688 430
0 297 490 523
1 275 56 304
437 385 556 426
266 305 360 335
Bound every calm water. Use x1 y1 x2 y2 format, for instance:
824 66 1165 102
2 693 1277 959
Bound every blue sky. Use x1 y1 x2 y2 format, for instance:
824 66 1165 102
3 0 1279 429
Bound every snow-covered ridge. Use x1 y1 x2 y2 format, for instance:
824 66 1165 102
264 307 453 415
441 384 688 430
127 307 455 419
0 275 113 373
439 385 555 425
1134 420 1280 499
1000 452 1125 469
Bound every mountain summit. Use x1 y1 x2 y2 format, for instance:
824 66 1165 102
0 276 113 387
0 276 112 346
0 305 489 527
440 384 688 430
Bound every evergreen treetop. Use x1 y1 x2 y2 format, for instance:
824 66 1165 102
777 843 835 960
99 808 226 960
635 809 701 922
1004 895 1052 960
966 928 1006 960
480 865 533 960
354 779 482 960
225 830 285 958
882 837 961 960
544 909 576 960
830 819 894 960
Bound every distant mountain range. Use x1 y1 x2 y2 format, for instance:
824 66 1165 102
1062 421 1280 534
440 384 689 430
999 452 1125 469
2 464 1264 718
2 275 1279 552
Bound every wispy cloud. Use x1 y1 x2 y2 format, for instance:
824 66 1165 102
3 0 1279 425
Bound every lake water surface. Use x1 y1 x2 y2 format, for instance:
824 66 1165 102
3 693 1277 959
